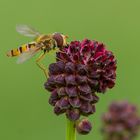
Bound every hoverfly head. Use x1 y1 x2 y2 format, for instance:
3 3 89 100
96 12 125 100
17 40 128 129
53 32 68 48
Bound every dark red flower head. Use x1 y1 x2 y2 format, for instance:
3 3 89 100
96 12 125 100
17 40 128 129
101 101 140 140
44 39 117 121
57 39 116 93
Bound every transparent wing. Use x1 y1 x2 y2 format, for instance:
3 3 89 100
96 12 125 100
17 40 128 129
16 47 41 64
16 24 41 37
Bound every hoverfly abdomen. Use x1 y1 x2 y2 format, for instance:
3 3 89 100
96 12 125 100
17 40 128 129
7 47 24 57
11 49 21 56
7 42 36 57
28 42 37 49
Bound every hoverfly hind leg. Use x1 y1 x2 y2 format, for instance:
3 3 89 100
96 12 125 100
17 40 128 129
36 52 48 78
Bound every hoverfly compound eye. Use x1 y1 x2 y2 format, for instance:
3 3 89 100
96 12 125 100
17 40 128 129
53 33 63 48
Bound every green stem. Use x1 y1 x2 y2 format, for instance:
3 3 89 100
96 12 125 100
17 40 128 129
66 118 76 140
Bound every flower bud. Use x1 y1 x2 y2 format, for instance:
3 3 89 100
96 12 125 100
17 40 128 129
66 109 80 121
76 118 92 135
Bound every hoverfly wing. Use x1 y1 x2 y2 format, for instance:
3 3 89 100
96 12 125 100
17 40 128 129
16 24 40 37
16 47 41 64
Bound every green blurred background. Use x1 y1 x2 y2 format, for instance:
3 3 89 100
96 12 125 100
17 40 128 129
0 0 140 139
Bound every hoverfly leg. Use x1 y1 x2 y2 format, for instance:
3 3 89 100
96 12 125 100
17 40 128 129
58 50 66 54
51 39 57 50
36 52 48 78
53 40 57 50
55 49 66 62
56 57 64 61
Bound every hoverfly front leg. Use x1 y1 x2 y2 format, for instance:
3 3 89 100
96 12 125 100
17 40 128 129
56 49 67 62
52 39 57 50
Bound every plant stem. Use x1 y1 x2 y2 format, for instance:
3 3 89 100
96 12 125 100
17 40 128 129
66 118 76 140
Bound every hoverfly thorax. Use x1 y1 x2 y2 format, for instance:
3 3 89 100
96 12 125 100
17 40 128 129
35 34 55 51
35 35 50 43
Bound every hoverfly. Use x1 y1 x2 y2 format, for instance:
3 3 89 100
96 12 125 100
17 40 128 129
7 25 68 77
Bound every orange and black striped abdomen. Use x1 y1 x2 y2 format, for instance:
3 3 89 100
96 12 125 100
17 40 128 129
7 42 36 57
